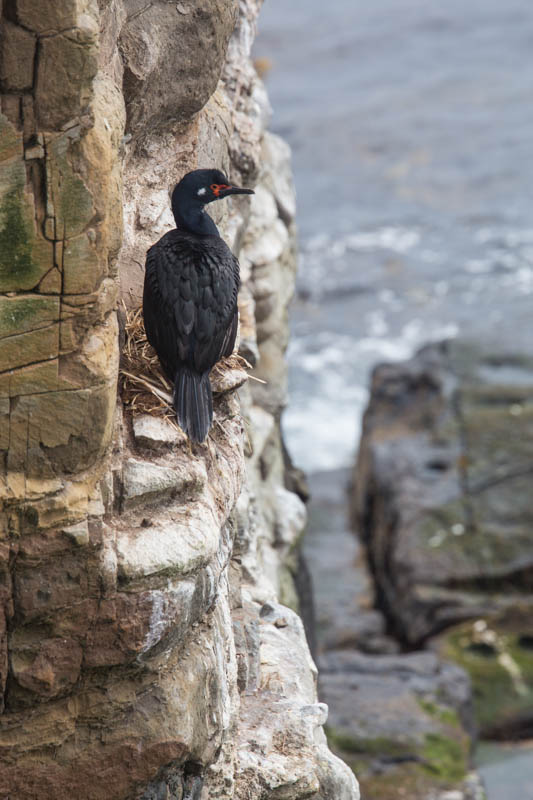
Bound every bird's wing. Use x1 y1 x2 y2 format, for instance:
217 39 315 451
190 246 240 373
143 237 195 377
143 234 239 377
221 308 239 359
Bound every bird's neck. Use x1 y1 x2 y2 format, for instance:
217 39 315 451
172 197 220 237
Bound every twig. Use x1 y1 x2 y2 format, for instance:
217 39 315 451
121 371 173 404
127 3 152 22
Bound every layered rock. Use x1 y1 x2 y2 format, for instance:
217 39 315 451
351 340 533 736
0 1 358 798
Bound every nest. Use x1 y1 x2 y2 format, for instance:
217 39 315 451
120 306 253 423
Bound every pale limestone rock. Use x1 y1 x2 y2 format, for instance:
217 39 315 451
273 485 307 548
62 520 89 547
262 132 297 223
233 604 359 800
116 510 219 580
247 404 275 466
243 218 289 267
249 182 279 228
211 366 248 395
132 414 184 450
121 457 204 510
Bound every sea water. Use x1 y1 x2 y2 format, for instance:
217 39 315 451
255 0 533 472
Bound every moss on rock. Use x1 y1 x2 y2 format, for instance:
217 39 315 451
0 189 36 287
421 732 467 782
439 620 533 735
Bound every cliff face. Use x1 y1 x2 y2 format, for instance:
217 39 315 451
0 2 358 798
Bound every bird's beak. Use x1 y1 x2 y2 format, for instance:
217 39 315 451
220 185 254 198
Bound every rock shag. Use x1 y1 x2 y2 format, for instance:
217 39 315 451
143 168 254 443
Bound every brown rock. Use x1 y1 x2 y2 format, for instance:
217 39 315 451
11 636 83 698
62 231 101 294
0 112 21 161
46 132 96 240
36 33 98 130
0 324 59 373
16 528 73 560
119 0 238 132
0 164 54 292
0 360 59 398
0 21 36 91
83 579 201 667
0 294 60 337
14 553 91 622
16 0 84 33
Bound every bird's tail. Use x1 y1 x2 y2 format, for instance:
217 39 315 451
174 368 213 443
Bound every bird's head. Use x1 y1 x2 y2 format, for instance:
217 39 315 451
173 169 254 206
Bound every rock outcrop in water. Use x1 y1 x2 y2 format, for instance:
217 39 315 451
351 340 533 738
0 1 358 798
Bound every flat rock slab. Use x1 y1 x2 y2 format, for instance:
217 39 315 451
321 648 481 800
132 414 186 450
122 457 203 509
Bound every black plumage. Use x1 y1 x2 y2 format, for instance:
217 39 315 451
142 169 253 442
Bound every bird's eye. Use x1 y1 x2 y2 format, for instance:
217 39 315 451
210 183 229 197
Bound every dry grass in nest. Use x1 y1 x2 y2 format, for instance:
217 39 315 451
120 306 254 423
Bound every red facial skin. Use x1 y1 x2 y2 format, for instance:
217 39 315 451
210 183 230 197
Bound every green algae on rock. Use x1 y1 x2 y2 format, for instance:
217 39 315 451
435 616 533 737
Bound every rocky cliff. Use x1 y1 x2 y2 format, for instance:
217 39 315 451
0 1 358 798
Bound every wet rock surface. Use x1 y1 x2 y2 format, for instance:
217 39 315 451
352 340 533 644
351 340 533 737
322 650 476 798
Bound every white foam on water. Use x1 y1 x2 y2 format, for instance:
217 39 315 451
344 226 421 253
302 226 421 258
285 320 460 471
465 258 493 274
283 383 368 472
